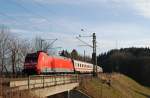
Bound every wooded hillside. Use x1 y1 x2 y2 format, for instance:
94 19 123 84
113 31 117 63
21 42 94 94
97 48 150 86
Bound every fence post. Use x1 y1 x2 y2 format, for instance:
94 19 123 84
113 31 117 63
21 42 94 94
43 75 44 88
54 75 57 85
68 90 70 98
28 76 30 89
76 74 78 83
63 74 64 84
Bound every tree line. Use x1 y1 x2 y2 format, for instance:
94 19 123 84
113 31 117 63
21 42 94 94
97 47 150 86
59 49 92 63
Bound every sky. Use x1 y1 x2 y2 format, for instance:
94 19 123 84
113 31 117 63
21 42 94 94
1 0 150 55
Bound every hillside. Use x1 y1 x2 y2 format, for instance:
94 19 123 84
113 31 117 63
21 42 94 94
97 47 150 86
79 74 150 98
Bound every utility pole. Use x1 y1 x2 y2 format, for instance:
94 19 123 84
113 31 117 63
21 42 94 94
76 32 98 77
92 33 97 77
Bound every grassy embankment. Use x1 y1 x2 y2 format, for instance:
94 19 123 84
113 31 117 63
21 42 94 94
79 73 150 98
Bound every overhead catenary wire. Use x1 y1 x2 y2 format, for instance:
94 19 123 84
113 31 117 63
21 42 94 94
0 11 20 26
7 0 82 37
0 11 43 32
76 36 93 48
4 0 86 36
7 0 53 26
28 0 88 35
0 1 61 49
29 0 56 15
1 0 88 49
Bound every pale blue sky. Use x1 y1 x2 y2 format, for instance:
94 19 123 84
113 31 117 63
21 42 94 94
1 0 150 55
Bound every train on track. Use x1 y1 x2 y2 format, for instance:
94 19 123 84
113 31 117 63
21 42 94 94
23 51 103 75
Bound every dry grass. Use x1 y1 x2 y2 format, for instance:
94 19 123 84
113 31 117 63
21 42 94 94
78 73 150 98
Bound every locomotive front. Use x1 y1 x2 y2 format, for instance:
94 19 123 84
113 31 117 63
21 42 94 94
23 52 40 74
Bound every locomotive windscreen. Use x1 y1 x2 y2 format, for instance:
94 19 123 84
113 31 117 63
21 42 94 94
25 53 38 63
24 53 39 74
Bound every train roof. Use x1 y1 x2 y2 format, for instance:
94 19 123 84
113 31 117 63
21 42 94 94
26 51 70 60
52 55 70 60
73 59 93 65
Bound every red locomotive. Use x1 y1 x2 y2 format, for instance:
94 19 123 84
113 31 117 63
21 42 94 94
23 51 102 74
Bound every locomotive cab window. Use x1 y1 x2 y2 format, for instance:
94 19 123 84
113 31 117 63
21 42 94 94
25 53 38 63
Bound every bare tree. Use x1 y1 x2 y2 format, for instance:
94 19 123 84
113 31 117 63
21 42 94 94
9 39 18 74
9 38 32 74
17 40 31 72
32 36 56 54
0 25 32 75
0 25 11 74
